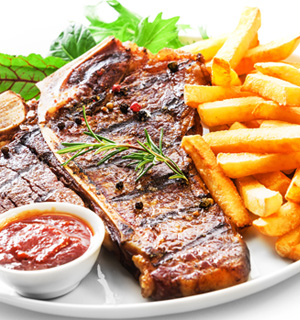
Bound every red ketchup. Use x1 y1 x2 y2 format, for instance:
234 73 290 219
0 212 92 271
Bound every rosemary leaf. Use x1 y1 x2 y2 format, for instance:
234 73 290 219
58 105 188 182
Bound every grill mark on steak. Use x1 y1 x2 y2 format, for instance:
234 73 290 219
37 37 250 300
151 217 230 267
0 103 88 213
0 142 84 208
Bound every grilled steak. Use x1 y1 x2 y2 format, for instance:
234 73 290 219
36 37 250 300
0 94 87 213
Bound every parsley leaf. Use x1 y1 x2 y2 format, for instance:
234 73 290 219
85 0 141 43
135 13 183 53
85 0 186 53
0 53 67 100
49 23 96 61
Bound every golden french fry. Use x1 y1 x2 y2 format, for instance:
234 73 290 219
180 33 259 61
248 33 260 49
242 73 300 106
253 171 291 197
253 102 300 125
181 135 251 227
242 120 261 128
235 176 282 217
229 122 248 130
253 201 300 236
285 168 300 203
208 124 230 132
217 152 300 179
289 245 300 260
197 96 265 127
254 62 300 86
286 61 300 68
276 226 300 260
235 35 300 75
214 7 261 69
180 34 228 60
184 84 254 108
204 125 300 154
259 120 296 128
211 57 242 86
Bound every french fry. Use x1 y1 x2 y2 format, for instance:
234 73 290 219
217 152 300 179
242 120 261 128
229 122 248 130
253 102 300 125
181 135 251 227
242 73 300 106
204 125 300 154
286 61 300 68
235 176 282 217
254 62 300 86
214 7 261 69
253 201 300 236
211 57 241 86
259 120 296 128
276 226 300 260
253 171 291 197
184 84 254 108
197 96 265 127
180 33 259 61
180 34 227 60
210 7 261 87
209 124 230 132
235 35 300 75
285 168 300 203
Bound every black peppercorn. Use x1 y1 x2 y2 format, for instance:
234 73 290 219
137 110 150 121
120 103 129 114
196 53 205 64
1 146 10 159
116 181 124 190
135 201 143 210
74 117 82 125
119 87 128 96
199 198 214 209
57 122 65 130
168 61 179 72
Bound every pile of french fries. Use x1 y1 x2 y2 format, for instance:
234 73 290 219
181 7 300 261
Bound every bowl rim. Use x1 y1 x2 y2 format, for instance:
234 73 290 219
0 202 105 275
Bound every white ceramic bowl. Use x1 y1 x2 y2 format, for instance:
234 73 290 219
0 202 105 299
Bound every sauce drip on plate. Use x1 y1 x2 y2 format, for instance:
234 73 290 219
0 212 92 270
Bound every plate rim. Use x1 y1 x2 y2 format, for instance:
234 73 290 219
0 258 299 319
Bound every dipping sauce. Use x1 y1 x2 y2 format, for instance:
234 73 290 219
0 212 92 271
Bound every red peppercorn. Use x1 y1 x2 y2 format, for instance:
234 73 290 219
130 102 142 112
97 69 104 76
112 84 121 93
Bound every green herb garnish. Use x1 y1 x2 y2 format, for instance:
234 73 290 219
49 23 97 62
57 106 188 182
85 0 188 53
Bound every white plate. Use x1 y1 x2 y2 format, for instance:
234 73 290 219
0 5 299 316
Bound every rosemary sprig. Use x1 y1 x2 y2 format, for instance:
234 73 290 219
57 106 188 182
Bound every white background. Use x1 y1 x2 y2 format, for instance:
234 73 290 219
0 1 299 319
